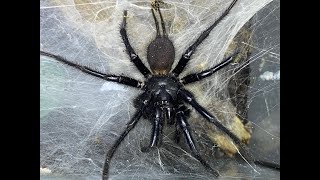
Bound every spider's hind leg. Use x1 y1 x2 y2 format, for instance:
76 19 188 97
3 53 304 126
181 51 238 85
172 0 239 76
120 10 151 77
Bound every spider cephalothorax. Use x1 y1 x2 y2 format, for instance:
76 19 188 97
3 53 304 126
40 0 280 179
135 75 180 123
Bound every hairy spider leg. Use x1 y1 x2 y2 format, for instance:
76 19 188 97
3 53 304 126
40 51 143 88
255 160 280 170
172 0 238 76
178 89 255 165
102 94 151 180
178 89 281 170
120 10 151 77
181 51 238 85
176 107 220 177
141 106 164 152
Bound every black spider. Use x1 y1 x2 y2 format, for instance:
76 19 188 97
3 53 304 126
40 0 279 179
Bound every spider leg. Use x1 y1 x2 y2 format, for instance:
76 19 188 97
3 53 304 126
181 51 237 85
176 107 220 177
174 123 182 144
40 51 143 88
178 89 255 165
121 10 151 77
102 94 150 180
179 89 281 171
172 0 238 76
141 107 164 152
255 160 280 170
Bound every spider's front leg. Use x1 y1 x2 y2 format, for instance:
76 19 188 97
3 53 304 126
102 109 143 180
102 92 151 180
174 122 182 144
120 10 151 77
178 89 255 164
178 89 280 170
176 105 220 177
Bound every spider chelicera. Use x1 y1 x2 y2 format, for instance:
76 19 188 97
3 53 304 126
40 0 280 179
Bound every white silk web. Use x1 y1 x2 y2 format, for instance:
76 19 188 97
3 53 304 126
40 0 280 179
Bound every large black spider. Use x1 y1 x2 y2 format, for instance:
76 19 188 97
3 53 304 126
40 0 279 179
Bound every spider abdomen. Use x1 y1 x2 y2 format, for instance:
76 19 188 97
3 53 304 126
147 37 175 75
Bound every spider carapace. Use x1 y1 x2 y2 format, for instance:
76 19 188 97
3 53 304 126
40 0 280 179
